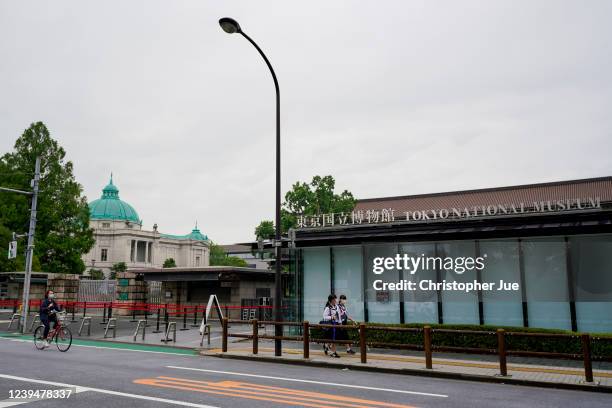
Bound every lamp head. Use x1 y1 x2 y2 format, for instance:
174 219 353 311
219 17 241 34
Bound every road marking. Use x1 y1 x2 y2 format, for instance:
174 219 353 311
135 376 416 408
166 366 448 398
0 374 218 408
208 347 612 379
0 336 196 356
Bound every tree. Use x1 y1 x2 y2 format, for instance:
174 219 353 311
254 175 356 237
209 242 248 267
110 261 127 279
255 220 275 240
89 269 104 280
0 122 95 274
163 258 177 268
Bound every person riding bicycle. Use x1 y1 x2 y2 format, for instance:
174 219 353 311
39 290 61 348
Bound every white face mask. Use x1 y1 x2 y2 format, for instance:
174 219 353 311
48 294 55 299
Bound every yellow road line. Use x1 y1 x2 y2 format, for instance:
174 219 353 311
158 376 416 408
207 347 612 379
135 377 416 408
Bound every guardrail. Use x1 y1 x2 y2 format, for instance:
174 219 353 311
221 318 611 383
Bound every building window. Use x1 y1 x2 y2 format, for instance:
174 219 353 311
130 240 135 262
137 241 146 263
147 242 153 263
195 256 200 266
101 248 108 262
102 222 110 229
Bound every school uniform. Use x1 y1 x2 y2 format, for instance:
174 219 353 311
322 304 341 340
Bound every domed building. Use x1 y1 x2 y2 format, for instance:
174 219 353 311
82 175 210 276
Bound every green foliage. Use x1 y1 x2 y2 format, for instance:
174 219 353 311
88 269 105 280
0 122 94 273
109 262 127 279
255 175 356 237
209 242 248 267
255 220 275 240
163 258 177 268
311 322 612 359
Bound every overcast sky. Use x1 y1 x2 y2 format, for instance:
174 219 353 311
1 1 611 243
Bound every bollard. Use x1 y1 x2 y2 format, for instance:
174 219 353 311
252 319 258 355
144 308 149 326
100 302 107 324
108 302 113 319
152 308 162 333
131 307 137 322
12 301 17 314
581 334 593 383
164 309 169 336
424 325 433 369
82 302 87 318
303 321 310 359
180 307 189 331
78 317 92 336
497 329 508 376
191 307 199 327
133 320 146 341
222 317 228 352
104 318 117 338
359 323 367 364
71 303 77 323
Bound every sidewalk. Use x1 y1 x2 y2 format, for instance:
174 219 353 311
202 339 612 392
3 311 611 392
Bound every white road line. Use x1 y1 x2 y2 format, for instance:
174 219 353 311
166 366 448 398
0 337 196 356
0 374 219 408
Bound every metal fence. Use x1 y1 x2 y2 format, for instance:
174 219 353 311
77 280 117 303
148 281 162 305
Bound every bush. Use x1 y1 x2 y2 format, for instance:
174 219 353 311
311 322 612 359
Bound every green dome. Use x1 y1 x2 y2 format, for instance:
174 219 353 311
89 175 141 224
160 225 209 241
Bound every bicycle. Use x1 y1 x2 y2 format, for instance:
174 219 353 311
34 311 72 352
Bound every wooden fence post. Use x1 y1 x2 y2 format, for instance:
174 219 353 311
252 319 258 355
424 325 433 369
497 329 507 377
222 317 228 352
303 321 310 359
581 334 593 383
359 323 367 364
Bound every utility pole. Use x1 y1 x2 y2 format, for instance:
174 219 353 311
0 157 41 333
20 156 40 333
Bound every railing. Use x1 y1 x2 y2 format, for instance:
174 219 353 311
221 318 612 383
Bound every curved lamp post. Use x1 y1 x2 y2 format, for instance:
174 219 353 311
219 17 283 356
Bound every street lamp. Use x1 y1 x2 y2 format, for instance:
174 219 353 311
219 17 284 356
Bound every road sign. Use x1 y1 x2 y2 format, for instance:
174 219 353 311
8 241 17 259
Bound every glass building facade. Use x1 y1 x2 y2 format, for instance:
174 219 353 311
295 234 612 332
288 177 612 332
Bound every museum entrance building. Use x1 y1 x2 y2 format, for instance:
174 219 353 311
290 177 612 333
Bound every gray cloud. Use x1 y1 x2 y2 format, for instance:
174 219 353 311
1 0 611 243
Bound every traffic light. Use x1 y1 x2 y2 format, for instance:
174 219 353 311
8 241 17 259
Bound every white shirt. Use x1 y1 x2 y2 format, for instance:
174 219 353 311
323 304 341 323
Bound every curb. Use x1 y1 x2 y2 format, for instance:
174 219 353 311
95 338 199 351
202 352 612 394
0 331 200 353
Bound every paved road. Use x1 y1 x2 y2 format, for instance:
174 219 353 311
0 337 610 408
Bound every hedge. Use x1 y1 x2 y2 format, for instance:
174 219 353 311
311 323 612 360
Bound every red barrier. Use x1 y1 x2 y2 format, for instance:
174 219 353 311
1 299 284 315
